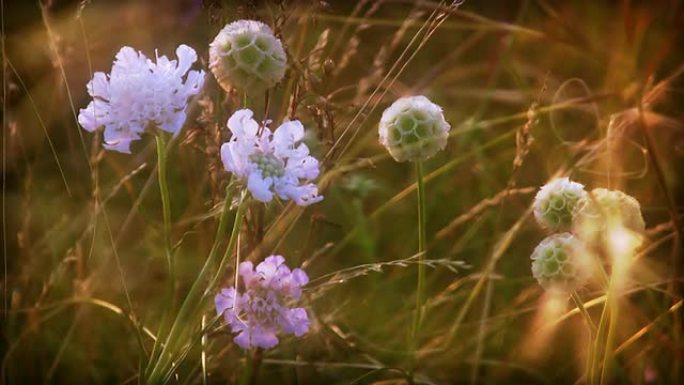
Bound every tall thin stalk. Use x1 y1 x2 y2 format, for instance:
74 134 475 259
155 134 174 297
410 160 427 375
571 291 597 384
146 189 247 384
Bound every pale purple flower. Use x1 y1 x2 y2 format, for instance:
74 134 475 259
220 109 323 206
215 255 310 350
78 45 205 153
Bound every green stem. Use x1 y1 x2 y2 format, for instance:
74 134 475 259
156 134 174 294
410 161 427 373
146 188 247 384
571 291 597 384
599 291 618 385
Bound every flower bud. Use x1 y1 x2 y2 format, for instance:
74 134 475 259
533 177 587 232
209 20 287 93
378 95 450 162
531 233 592 291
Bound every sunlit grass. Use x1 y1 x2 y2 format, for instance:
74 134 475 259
2 1 683 384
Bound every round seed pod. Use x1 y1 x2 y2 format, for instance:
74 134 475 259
209 20 287 93
531 233 592 291
533 177 587 232
573 188 645 249
378 95 450 162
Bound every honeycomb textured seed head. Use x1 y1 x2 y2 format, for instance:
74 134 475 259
209 20 287 93
530 233 592 291
378 95 450 162
533 177 587 232
573 188 645 248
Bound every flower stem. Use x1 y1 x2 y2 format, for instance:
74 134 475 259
155 134 174 296
410 160 427 373
571 291 597 384
146 188 247 384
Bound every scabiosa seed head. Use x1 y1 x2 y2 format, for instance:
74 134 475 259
78 45 205 153
533 177 587 232
220 109 323 206
209 20 287 93
215 255 310 350
573 188 645 248
531 233 592 291
378 95 450 162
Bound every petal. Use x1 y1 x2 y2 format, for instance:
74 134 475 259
78 100 109 132
272 120 304 158
215 288 236 315
252 327 279 349
247 172 274 202
276 182 323 206
285 155 320 180
158 110 186 136
227 109 259 137
233 329 252 350
102 137 136 154
292 268 309 286
281 308 310 337
87 72 110 99
175 44 198 77
181 70 205 95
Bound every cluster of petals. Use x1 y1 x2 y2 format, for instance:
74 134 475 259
78 45 205 153
220 109 323 206
215 255 310 350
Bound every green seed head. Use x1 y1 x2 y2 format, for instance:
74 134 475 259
378 96 450 162
209 20 287 94
533 177 587 232
531 233 591 291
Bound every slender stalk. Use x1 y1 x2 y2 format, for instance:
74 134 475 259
239 350 253 385
410 161 427 374
149 134 175 371
599 292 618 385
571 291 597 384
146 189 247 383
156 134 174 295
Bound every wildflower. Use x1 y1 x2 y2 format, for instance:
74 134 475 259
78 45 205 153
378 95 450 162
573 188 645 249
220 109 323 206
533 177 587 232
531 233 592 291
209 20 287 93
215 255 310 350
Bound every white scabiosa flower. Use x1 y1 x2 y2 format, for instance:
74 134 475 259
209 20 287 93
533 177 587 232
78 45 205 153
531 233 592 291
220 109 323 206
378 95 450 162
573 188 645 248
